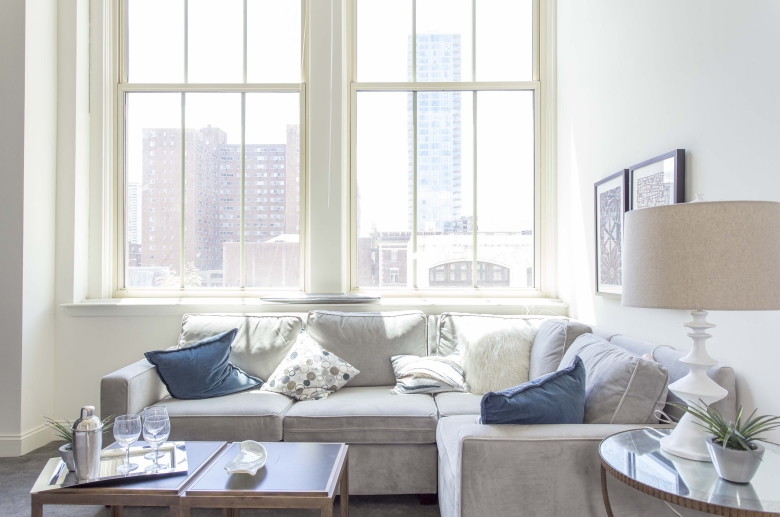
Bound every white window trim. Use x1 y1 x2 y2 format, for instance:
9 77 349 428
345 0 557 299
82 0 556 303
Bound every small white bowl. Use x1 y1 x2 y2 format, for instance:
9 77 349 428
224 441 268 475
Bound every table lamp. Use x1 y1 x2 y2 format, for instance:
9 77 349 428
622 199 780 461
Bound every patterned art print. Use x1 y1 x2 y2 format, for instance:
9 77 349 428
636 172 673 208
599 186 622 286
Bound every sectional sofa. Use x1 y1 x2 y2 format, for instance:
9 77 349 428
101 310 736 517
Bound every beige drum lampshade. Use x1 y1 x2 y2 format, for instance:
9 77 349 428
622 201 780 310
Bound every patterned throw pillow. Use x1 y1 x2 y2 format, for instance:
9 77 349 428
261 333 359 400
390 355 470 395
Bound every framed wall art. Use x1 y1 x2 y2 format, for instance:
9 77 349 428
595 170 629 295
629 149 685 210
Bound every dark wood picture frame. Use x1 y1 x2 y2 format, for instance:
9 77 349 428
628 149 685 210
594 170 629 295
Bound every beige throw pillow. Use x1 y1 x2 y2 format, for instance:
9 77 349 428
460 325 537 394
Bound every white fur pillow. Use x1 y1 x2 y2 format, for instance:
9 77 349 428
460 326 537 394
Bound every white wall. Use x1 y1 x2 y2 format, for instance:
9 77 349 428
0 0 58 456
558 0 780 430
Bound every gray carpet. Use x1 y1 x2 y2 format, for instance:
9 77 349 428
1 441 441 517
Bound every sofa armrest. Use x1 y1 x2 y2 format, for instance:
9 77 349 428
101 359 168 418
439 417 680 517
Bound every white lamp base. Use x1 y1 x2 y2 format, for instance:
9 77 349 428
659 311 728 462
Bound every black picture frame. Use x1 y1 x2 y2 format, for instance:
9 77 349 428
594 170 629 295
628 149 685 210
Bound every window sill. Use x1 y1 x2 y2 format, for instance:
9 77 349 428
61 297 568 317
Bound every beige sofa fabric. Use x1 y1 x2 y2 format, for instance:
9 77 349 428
178 313 303 381
305 310 427 387
283 386 438 444
560 334 669 424
347 443 438 495
101 359 168 419
434 392 482 417
437 416 710 517
528 319 592 380
437 313 549 357
161 389 293 442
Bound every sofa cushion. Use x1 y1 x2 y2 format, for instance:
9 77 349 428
145 329 262 400
560 334 669 424
283 386 438 444
305 311 427 387
391 355 469 395
160 389 294 442
261 332 359 400
436 313 549 357
480 356 586 425
178 314 303 381
435 392 483 417
528 319 592 380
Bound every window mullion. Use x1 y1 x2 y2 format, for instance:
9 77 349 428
472 90 478 289
184 0 189 83
412 0 417 83
180 92 186 289
412 91 418 289
472 0 476 80
240 93 246 288
243 0 248 83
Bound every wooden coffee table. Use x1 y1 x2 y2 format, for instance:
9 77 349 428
30 441 227 517
181 442 349 517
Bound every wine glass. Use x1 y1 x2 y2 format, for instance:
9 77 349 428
142 406 167 460
113 414 142 474
143 414 170 472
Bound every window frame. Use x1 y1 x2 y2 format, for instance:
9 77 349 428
347 0 546 297
113 0 308 297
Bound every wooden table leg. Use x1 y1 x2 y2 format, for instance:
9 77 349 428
110 505 124 517
340 451 349 517
321 501 333 517
223 509 240 517
30 495 43 517
601 465 615 517
170 503 181 517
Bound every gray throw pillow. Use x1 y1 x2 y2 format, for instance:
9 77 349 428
559 334 669 424
529 319 592 380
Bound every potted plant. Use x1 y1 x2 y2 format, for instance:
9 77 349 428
673 401 780 484
44 416 114 472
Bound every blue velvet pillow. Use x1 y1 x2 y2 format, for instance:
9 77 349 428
480 356 586 425
144 329 262 400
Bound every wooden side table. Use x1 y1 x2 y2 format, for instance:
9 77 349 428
599 429 780 517
181 442 349 517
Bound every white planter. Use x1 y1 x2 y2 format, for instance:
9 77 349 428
59 444 76 472
705 436 764 484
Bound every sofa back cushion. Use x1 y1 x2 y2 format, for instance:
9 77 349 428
305 310 427 387
435 313 550 357
178 314 303 381
560 334 669 424
528 319 592 380
609 334 737 422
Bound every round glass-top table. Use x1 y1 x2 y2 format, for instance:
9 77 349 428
599 429 780 516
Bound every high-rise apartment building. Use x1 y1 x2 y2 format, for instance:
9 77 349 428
408 34 462 233
127 181 141 245
139 125 300 281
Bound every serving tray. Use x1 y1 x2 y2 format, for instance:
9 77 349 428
47 441 189 489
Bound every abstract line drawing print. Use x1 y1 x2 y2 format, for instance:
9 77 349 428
636 172 672 208
599 186 622 286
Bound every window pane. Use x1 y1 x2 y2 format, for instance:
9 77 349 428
415 92 474 288
476 0 533 81
476 91 534 287
127 0 184 83
357 0 412 82
416 0 472 82
125 93 182 288
188 0 243 83
356 92 410 288
247 0 301 83
183 93 241 288
243 93 301 288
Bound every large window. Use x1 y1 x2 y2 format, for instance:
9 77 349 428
120 0 303 291
351 0 538 291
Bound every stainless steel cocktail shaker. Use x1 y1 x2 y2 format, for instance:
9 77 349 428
72 406 103 482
